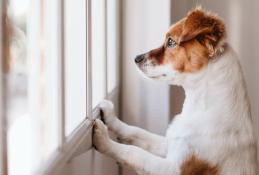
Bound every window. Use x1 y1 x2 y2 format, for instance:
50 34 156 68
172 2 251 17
91 0 119 106
91 0 106 108
5 0 60 174
107 0 119 93
64 0 87 136
0 0 120 174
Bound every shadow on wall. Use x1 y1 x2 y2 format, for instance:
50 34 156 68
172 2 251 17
170 0 259 159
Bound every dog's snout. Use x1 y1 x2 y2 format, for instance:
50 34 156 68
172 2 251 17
135 54 145 63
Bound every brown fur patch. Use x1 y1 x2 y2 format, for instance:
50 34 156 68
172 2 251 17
146 38 209 73
145 7 226 73
181 8 225 42
180 155 218 175
146 45 165 64
180 7 226 56
165 40 209 72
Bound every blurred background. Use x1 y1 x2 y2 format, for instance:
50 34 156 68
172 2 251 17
0 0 258 175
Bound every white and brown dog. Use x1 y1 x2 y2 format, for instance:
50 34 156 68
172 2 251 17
93 7 258 175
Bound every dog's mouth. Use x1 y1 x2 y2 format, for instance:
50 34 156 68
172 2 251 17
148 74 167 79
134 54 171 80
135 62 169 80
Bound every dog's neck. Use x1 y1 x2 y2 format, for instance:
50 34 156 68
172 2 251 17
180 45 252 122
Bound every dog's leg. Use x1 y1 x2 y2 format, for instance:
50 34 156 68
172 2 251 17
98 100 167 157
93 119 176 175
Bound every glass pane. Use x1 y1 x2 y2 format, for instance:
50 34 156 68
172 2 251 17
107 0 119 92
91 0 106 108
6 0 59 174
64 0 87 136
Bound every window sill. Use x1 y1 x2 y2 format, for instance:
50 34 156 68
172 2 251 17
37 87 119 175
38 109 99 175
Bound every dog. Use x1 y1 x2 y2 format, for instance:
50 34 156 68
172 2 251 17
93 7 258 175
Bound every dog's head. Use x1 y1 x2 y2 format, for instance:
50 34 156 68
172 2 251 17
135 7 226 85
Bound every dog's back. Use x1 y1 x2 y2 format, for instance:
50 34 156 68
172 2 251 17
166 45 258 175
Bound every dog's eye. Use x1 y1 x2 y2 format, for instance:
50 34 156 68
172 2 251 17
167 38 176 48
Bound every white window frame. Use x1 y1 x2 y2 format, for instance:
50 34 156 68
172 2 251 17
39 0 120 174
38 0 119 175
0 0 120 174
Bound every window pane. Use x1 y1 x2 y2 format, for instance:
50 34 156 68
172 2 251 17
91 0 106 108
107 0 119 92
6 0 59 174
64 0 87 136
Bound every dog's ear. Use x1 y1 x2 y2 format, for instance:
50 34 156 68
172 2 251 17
180 7 226 56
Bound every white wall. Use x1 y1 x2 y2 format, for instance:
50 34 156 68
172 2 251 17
121 0 171 174
171 0 259 161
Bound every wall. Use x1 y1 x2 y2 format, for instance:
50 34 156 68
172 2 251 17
121 0 171 175
171 0 259 161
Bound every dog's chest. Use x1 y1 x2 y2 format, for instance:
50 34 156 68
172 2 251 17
165 116 213 161
165 115 196 139
165 118 195 161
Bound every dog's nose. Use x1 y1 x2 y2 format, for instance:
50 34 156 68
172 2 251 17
135 54 145 63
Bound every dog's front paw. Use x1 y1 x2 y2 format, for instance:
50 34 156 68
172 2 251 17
98 100 116 125
93 119 112 153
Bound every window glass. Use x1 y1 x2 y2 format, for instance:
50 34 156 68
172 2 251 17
64 0 87 136
6 0 59 174
91 0 106 108
107 0 119 93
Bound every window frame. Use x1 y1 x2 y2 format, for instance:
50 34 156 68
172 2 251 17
0 0 120 174
38 0 120 174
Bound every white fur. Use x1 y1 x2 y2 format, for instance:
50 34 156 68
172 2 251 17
93 45 258 175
